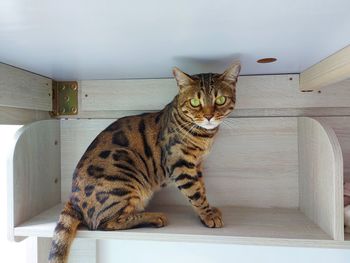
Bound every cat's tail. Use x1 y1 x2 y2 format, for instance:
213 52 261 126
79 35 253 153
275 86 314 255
48 201 82 263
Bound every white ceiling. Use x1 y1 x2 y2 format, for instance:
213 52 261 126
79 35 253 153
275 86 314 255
0 0 350 80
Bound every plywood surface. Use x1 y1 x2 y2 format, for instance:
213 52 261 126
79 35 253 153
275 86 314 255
35 237 96 263
0 63 52 110
0 106 50 124
15 204 333 246
319 117 350 182
298 117 344 240
300 45 350 91
79 75 350 114
8 120 61 241
60 117 299 208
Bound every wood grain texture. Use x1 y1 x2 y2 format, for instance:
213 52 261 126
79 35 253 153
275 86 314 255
68 239 96 263
15 205 330 240
8 120 61 241
33 237 96 263
0 106 50 124
318 117 350 182
300 45 350 91
298 117 344 241
36 238 52 263
80 75 350 114
60 118 299 208
318 117 350 243
58 108 350 119
15 204 334 244
0 63 52 110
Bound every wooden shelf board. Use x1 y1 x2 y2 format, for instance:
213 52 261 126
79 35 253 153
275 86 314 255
15 204 347 247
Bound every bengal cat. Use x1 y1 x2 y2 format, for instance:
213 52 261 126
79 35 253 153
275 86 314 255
49 62 241 263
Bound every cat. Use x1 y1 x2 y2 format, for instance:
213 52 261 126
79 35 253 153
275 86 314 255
49 62 241 263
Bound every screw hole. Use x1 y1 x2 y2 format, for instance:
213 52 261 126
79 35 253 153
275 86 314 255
54 140 58 145
301 90 313 93
54 178 58 184
318 90 321 94
289 77 293 81
85 94 88 97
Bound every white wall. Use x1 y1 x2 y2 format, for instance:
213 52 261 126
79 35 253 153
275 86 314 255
98 240 350 263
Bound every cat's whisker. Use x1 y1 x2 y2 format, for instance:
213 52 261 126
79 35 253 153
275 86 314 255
178 124 196 143
222 122 233 129
175 122 192 134
182 124 196 143
222 119 235 129
220 121 230 128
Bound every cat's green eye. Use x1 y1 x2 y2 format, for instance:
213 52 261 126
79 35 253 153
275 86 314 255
190 98 201 107
215 96 226 105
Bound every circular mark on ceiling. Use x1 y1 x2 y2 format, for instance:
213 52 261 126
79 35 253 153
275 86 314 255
257 58 277 63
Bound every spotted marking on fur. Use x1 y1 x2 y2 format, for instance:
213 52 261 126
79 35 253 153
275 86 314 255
112 131 129 147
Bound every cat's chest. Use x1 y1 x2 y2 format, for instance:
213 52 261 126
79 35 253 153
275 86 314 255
179 139 213 162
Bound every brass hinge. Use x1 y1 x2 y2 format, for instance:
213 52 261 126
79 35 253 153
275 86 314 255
50 81 78 117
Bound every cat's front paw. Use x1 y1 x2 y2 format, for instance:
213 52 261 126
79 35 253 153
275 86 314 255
200 207 224 228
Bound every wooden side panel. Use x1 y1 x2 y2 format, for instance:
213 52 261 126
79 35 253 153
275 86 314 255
0 106 50 125
0 63 52 110
7 120 61 241
68 239 96 263
318 117 350 182
298 117 344 240
80 75 350 114
31 237 96 263
300 45 350 91
60 118 299 208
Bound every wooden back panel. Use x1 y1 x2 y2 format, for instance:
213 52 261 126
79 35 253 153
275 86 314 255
60 117 299 208
79 75 350 113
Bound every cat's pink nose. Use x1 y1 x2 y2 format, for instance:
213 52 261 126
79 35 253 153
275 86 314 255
204 114 214 121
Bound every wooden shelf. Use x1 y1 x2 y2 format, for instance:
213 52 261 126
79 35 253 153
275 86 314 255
8 117 347 248
3 59 350 263
15 204 336 245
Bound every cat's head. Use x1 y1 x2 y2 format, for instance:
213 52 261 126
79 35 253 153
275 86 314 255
173 62 241 130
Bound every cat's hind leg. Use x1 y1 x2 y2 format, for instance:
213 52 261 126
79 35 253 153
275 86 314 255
100 212 168 230
95 197 167 230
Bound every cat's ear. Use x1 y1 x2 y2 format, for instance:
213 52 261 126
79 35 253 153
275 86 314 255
173 67 194 89
219 61 241 84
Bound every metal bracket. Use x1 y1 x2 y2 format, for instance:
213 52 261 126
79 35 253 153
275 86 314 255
51 81 78 116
